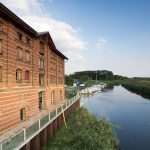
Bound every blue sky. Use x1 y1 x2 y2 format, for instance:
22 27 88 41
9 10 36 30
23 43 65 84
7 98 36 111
1 0 150 77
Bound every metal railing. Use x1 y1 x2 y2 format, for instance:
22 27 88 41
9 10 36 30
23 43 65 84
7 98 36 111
0 93 80 150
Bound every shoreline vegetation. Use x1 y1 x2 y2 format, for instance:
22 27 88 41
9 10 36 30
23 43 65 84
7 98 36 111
42 107 120 150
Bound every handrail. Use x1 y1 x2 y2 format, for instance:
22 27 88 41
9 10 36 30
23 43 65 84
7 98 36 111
0 93 80 150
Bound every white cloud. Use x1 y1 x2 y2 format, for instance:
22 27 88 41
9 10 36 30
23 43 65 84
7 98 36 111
1 0 87 62
96 38 107 51
1 0 42 15
49 0 53 2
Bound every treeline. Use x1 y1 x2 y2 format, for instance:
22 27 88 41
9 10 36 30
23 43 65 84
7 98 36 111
122 83 150 96
65 70 128 85
70 70 128 81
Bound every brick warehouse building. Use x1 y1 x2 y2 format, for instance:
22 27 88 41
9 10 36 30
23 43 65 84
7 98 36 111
0 3 68 133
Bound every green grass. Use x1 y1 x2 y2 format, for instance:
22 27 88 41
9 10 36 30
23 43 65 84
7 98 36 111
43 107 120 150
122 80 150 97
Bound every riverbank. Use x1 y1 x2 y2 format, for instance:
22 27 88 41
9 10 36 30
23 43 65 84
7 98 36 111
122 79 150 97
42 107 119 150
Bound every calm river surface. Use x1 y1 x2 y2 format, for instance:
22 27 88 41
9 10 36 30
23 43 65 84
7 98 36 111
80 85 150 150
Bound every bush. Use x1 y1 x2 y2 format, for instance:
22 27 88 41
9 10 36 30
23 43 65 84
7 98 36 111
43 107 119 150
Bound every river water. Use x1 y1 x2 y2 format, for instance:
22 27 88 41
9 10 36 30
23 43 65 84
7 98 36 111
80 84 150 150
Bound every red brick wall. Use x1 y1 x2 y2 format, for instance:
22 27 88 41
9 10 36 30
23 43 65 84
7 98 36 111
0 13 66 133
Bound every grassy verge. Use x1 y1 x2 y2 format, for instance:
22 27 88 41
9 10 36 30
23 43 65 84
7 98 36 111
122 83 150 96
43 107 119 150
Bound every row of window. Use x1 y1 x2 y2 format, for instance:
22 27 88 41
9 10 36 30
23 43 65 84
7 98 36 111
58 65 63 73
16 69 30 82
50 61 56 70
49 75 63 84
17 47 30 62
17 32 30 45
58 57 63 64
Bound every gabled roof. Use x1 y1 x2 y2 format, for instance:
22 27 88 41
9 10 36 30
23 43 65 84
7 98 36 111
37 32 68 60
0 2 68 60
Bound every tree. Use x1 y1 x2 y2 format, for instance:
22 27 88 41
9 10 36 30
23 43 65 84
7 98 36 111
79 75 90 82
65 75 74 85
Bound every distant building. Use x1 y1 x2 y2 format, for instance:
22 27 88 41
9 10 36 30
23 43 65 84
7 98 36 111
0 3 68 133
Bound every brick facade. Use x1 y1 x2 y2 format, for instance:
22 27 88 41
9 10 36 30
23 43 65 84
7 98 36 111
0 3 68 133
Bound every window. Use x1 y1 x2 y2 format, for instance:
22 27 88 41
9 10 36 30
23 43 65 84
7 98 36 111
50 61 53 70
25 70 30 81
0 22 3 30
20 108 26 121
39 75 44 86
0 67 1 80
51 52 53 58
39 59 44 69
0 39 2 54
40 42 44 54
39 92 44 110
61 77 62 84
54 63 55 70
50 75 52 83
25 50 30 62
17 32 22 40
16 47 22 60
53 75 55 83
25 37 30 44
16 69 22 82
58 77 60 84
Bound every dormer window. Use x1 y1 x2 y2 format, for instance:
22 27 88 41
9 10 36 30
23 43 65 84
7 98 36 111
0 22 3 31
40 42 44 54
17 32 22 41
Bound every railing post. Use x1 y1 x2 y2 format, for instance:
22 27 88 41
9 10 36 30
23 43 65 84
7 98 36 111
56 108 57 115
49 113 50 121
39 119 41 129
24 128 26 141
0 143 2 150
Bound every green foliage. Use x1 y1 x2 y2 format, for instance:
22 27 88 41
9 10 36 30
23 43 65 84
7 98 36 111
79 75 90 82
122 83 150 96
69 70 126 82
43 107 119 150
65 75 74 85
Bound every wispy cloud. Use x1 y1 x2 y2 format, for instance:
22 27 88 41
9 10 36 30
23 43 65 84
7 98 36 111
96 38 107 51
1 0 87 62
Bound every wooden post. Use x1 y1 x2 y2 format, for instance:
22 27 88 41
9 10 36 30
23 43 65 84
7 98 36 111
40 127 47 149
30 133 40 150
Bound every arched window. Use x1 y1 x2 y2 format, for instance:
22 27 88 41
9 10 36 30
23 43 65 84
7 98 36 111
20 108 26 121
16 47 22 60
16 69 22 82
50 75 52 83
25 70 30 81
25 50 30 62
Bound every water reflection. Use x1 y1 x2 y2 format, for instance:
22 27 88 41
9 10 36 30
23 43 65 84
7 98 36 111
80 85 150 150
